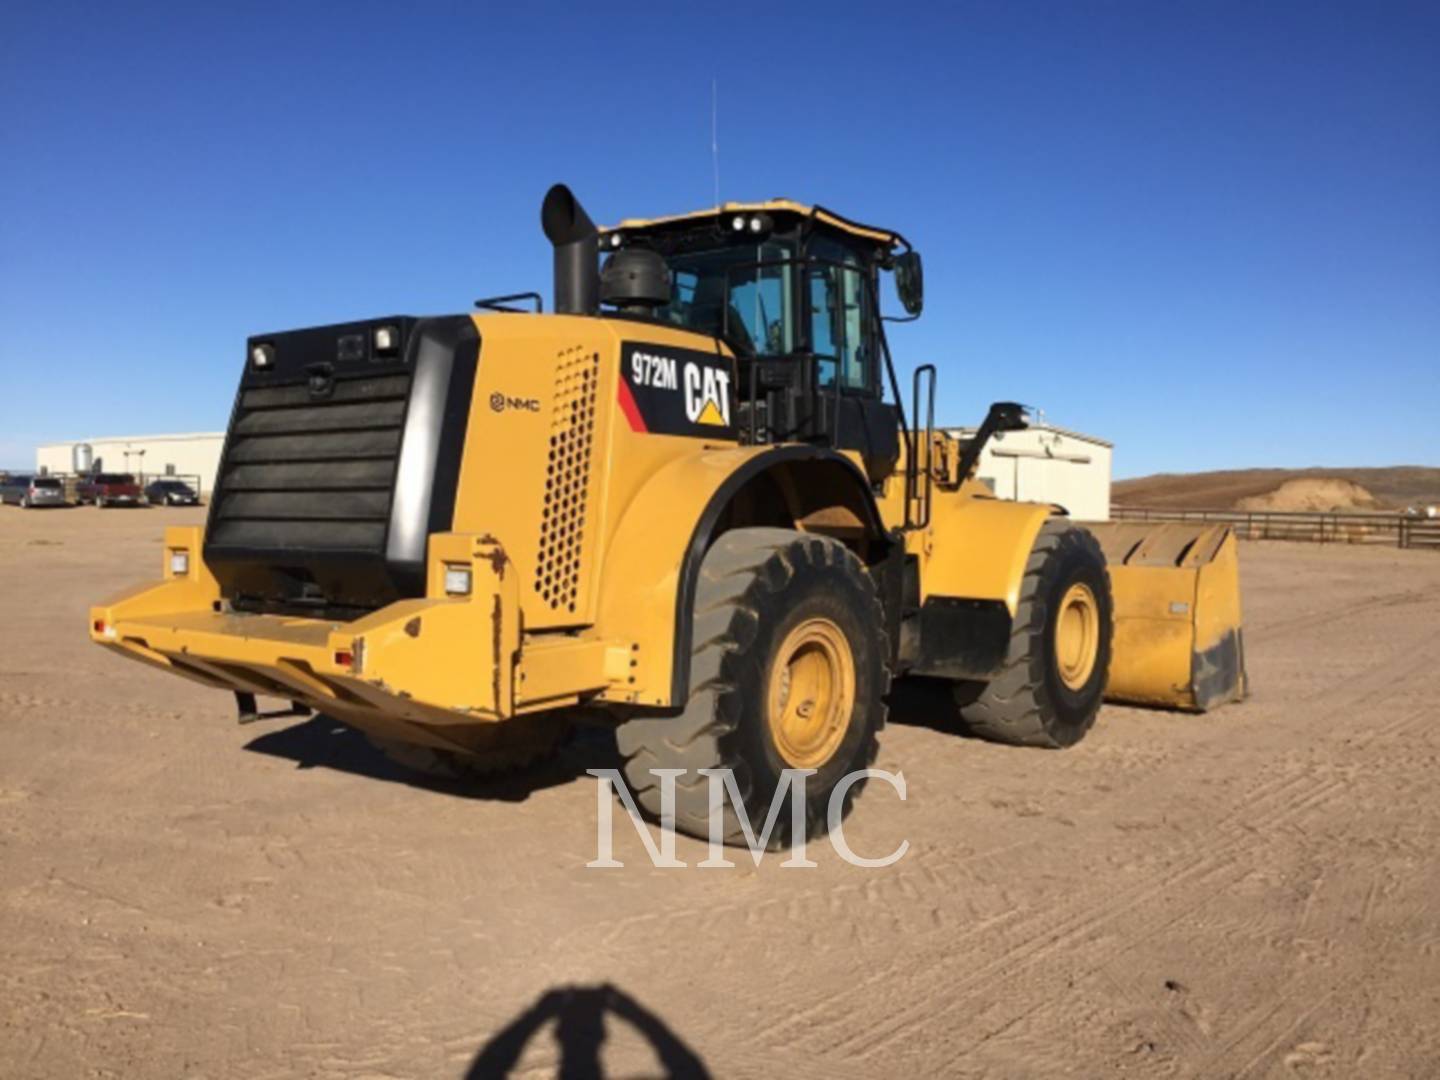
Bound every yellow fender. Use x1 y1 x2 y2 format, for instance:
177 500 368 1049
916 496 1054 613
595 445 889 708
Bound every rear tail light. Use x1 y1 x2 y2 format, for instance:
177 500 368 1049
334 638 364 673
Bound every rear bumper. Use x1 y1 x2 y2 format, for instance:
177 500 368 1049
91 528 523 725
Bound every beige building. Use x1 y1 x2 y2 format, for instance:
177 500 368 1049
946 424 1113 522
32 424 1112 514
36 433 225 496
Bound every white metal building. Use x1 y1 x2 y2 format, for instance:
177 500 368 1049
36 433 225 496
946 424 1113 522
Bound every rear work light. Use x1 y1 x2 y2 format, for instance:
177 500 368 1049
169 550 189 577
444 565 472 596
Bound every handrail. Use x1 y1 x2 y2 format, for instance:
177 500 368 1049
908 365 936 529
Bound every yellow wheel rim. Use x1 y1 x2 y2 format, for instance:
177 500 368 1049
766 617 856 770
1055 582 1100 691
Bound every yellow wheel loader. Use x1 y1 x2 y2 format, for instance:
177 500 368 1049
91 184 1245 844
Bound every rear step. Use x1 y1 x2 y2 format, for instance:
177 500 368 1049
235 692 311 726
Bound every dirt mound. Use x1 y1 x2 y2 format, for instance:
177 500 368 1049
1235 477 1379 513
1114 466 1440 511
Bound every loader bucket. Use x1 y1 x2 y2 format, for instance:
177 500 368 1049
1087 522 1247 712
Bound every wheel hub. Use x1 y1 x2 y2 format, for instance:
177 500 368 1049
766 617 856 769
1055 582 1100 690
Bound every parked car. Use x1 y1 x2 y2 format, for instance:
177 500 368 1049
76 472 143 507
144 479 201 506
1 474 68 508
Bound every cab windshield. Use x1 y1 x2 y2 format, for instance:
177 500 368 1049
653 234 876 392
656 241 796 357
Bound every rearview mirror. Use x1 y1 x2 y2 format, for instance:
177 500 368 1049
894 251 923 316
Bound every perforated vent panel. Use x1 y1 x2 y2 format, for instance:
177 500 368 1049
535 348 600 612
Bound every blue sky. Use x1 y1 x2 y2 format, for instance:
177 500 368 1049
2 2 1436 476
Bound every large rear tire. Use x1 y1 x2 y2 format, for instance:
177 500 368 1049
617 528 890 848
957 520 1112 748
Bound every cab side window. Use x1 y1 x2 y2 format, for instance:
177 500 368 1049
806 237 876 392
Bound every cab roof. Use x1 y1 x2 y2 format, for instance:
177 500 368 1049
602 199 910 251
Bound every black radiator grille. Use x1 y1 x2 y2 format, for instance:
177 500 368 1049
209 373 413 553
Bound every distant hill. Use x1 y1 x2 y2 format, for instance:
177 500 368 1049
1113 467 1440 511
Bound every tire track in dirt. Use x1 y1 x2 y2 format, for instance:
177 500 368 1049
0 689 201 724
551 623 1434 1071
580 635 1421 986
1247 587 1435 639
824 771 1352 1063
1213 878 1440 1077
767 764 1330 1061
1202 698 1440 1077
769 630 1437 1064
937 643 1439 1072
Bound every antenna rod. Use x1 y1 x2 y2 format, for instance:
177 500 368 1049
711 78 720 207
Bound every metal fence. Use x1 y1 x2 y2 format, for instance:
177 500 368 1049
1112 506 1440 550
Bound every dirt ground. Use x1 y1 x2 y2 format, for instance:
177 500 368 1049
2 507 1437 1079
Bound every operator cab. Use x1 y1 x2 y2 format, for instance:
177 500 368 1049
598 202 923 482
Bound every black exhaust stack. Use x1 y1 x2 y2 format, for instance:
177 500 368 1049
541 184 599 315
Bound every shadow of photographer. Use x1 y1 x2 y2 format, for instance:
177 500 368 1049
468 983 711 1079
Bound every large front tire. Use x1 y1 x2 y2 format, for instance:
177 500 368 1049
617 528 891 848
957 520 1113 748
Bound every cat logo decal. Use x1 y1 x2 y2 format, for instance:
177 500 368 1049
618 342 737 439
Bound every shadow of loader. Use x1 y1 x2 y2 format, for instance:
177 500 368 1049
243 716 622 804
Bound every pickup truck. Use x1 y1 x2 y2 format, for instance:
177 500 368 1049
76 472 143 508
